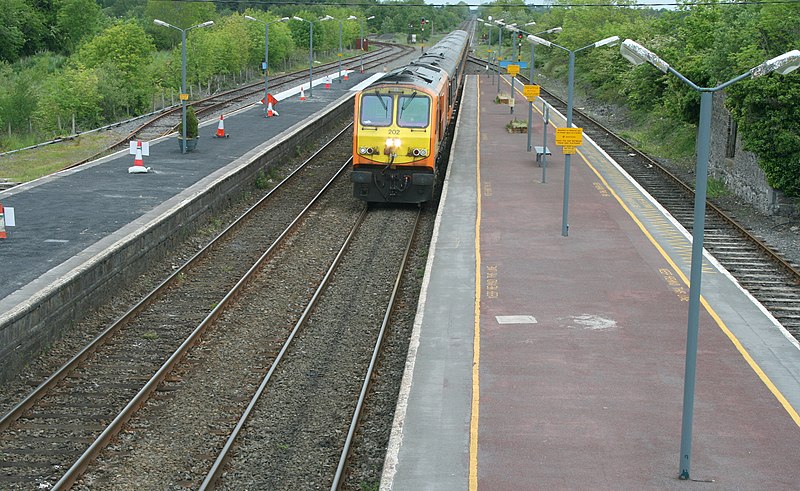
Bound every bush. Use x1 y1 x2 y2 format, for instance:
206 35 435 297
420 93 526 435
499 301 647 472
177 105 198 139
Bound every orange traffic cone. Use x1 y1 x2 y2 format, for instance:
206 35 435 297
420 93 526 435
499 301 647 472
300 86 306 101
214 115 228 138
0 203 7 239
267 101 279 117
325 77 331 89
128 140 150 174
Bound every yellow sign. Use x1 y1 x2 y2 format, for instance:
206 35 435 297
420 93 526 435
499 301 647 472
337 53 343 57
523 84 540 101
179 93 189 101
562 146 577 155
555 127 583 147
507 64 520 76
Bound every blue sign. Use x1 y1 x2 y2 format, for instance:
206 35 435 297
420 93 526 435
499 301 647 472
499 61 528 69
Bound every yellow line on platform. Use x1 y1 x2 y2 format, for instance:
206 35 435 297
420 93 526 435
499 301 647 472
504 71 800 424
469 77 483 490
579 149 800 427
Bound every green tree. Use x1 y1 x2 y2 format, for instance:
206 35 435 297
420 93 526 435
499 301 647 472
55 0 107 53
0 0 49 62
34 66 103 132
241 9 294 72
729 77 800 197
76 21 156 115
144 0 218 50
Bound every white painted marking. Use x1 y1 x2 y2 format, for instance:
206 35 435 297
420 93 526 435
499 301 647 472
496 315 537 324
571 314 617 331
44 239 69 243
272 71 359 101
350 73 386 92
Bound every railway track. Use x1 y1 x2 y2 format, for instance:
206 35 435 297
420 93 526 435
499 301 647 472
62 42 415 172
469 56 800 338
0 124 359 489
200 205 421 490
1 105 431 488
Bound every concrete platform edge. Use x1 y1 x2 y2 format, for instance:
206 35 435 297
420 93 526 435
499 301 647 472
0 93 355 383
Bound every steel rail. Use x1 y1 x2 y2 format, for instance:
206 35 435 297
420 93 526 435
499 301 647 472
330 207 422 490
50 156 354 490
199 200 369 491
0 122 354 434
58 42 410 173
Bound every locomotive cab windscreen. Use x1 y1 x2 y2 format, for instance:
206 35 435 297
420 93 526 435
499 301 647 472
360 93 393 127
397 92 430 129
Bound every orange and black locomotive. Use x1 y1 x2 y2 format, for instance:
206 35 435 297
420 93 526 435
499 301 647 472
352 30 468 203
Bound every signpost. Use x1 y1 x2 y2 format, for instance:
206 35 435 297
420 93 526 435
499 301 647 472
507 64 520 114
523 84 540 101
555 127 583 147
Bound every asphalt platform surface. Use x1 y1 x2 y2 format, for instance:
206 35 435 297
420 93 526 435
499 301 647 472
381 74 800 490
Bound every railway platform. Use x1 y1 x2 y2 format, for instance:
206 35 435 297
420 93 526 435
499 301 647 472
0 68 390 381
381 74 800 490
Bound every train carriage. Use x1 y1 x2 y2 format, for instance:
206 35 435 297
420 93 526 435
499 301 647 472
352 30 469 203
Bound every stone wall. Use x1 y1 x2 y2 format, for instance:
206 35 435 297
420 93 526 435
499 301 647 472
709 91 797 217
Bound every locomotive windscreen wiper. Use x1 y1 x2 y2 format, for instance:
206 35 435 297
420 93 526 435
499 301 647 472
374 91 388 113
401 91 417 112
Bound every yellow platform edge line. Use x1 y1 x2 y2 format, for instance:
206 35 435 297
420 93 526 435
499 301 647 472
470 77 483 490
579 148 800 427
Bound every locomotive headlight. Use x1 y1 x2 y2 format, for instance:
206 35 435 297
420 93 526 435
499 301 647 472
419 149 427 156
385 138 401 148
359 146 368 155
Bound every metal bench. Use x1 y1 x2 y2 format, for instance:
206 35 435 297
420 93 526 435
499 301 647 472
534 146 551 165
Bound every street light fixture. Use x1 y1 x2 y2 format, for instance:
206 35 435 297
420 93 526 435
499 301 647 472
349 15 374 74
519 26 562 152
245 15 289 115
483 23 495 70
527 34 620 236
153 19 214 154
292 16 314 98
494 19 506 92
620 39 800 482
320 15 348 83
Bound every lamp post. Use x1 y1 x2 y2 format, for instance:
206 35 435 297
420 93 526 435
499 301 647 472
292 16 314 98
153 19 214 154
244 15 289 115
483 23 495 75
320 15 345 83
354 15 375 73
505 23 518 62
477 17 494 77
619 39 800 481
503 24 519 113
521 26 561 152
527 34 619 236
494 19 505 93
